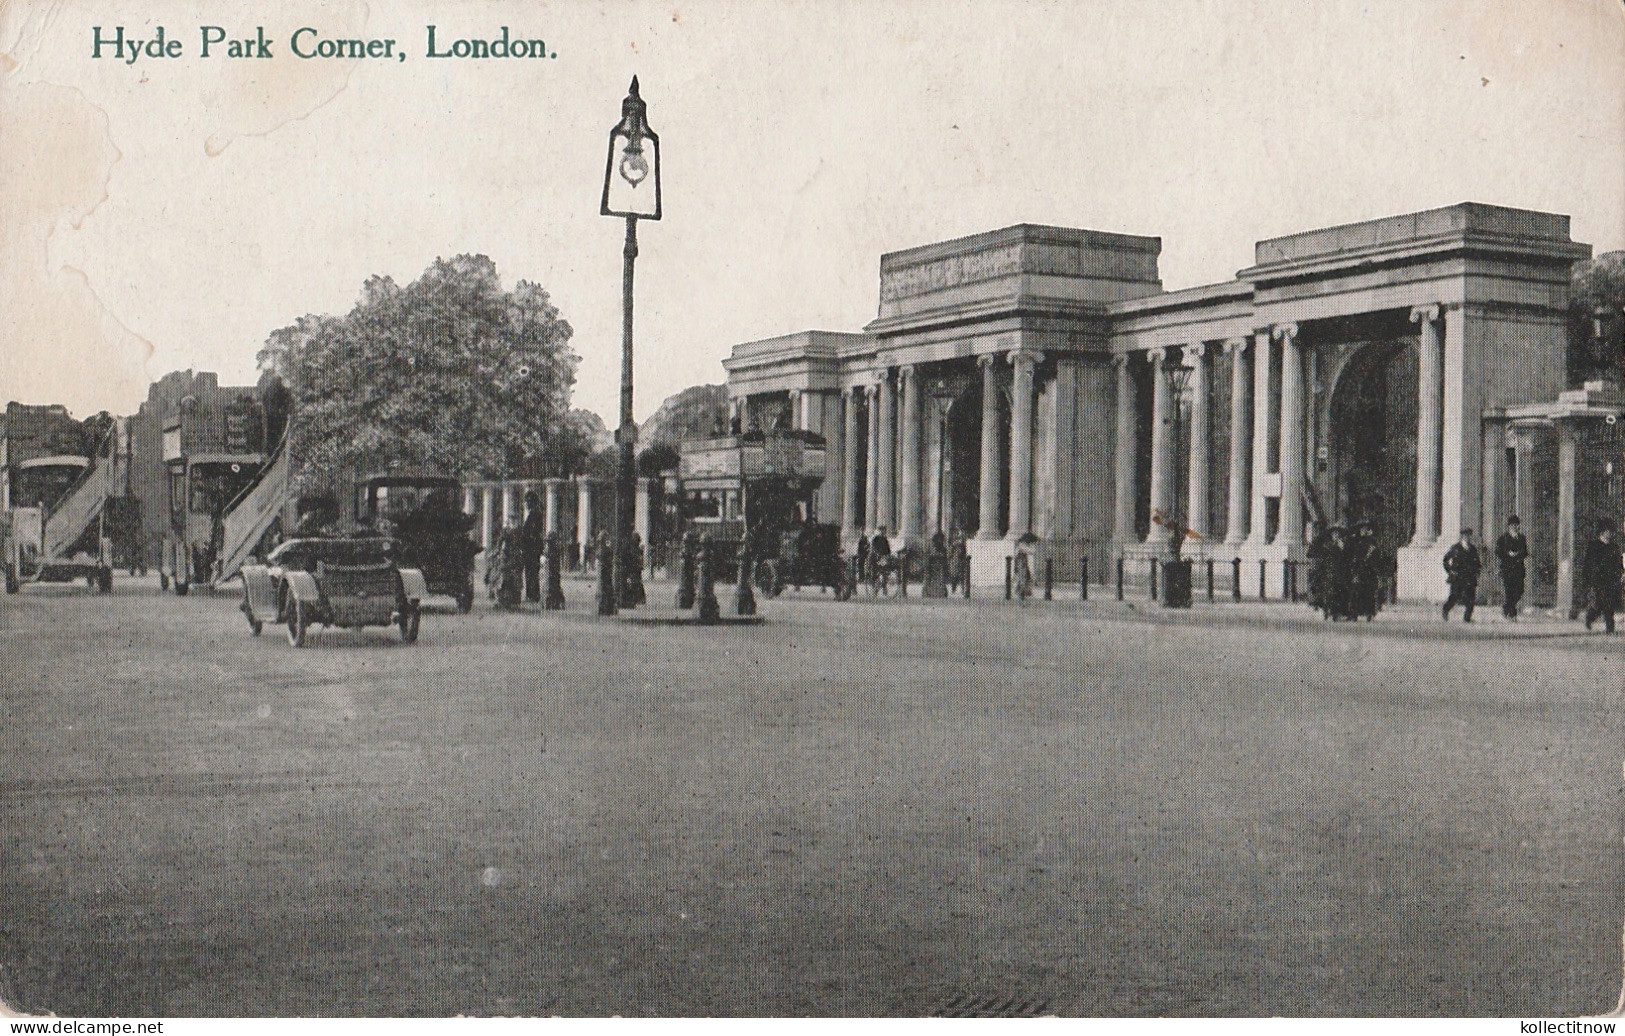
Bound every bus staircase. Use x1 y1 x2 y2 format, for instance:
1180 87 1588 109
37 433 125 571
211 434 290 589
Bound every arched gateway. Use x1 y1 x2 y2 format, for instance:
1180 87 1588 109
721 204 1596 603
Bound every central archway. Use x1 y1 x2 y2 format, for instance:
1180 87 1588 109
1322 340 1418 554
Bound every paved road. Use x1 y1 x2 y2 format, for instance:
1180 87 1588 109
1 576 1620 1016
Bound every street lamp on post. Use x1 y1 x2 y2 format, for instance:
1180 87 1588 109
1163 359 1193 560
600 77 662 614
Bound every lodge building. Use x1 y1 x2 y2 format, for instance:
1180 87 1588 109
722 203 1623 607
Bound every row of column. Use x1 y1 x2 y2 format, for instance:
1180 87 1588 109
463 477 653 555
1112 304 1454 551
835 350 1043 543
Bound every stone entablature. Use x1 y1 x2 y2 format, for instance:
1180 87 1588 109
722 331 874 398
868 224 1162 338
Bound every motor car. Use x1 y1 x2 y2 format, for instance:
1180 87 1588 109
240 536 425 647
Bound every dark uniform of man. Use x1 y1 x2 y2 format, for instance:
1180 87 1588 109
519 491 545 603
1582 520 1622 633
1441 527 1481 622
1494 515 1529 620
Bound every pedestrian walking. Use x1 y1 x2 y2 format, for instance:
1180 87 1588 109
1582 519 1622 633
520 491 544 604
1348 521 1383 621
1441 527 1481 622
1494 515 1529 620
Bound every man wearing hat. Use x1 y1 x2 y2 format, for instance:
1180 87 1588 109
1582 519 1622 633
1441 527 1481 622
520 490 546 604
1494 515 1529 620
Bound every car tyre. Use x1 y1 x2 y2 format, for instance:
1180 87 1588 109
286 599 308 647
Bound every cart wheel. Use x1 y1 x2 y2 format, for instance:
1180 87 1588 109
4 565 18 594
399 603 421 644
455 581 474 614
286 599 308 647
96 568 112 593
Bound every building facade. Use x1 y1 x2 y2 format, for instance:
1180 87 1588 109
723 203 1610 604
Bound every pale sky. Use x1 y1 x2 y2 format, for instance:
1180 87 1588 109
2 0 1622 425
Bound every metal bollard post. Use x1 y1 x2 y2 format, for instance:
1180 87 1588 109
1150 557 1159 601
1005 556 1013 601
1206 558 1215 602
1116 557 1124 601
899 556 909 598
1044 558 1053 600
1080 556 1088 601
1258 559 1267 600
1232 557 1242 601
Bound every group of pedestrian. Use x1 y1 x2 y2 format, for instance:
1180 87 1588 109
486 491 645 611
1305 520 1386 621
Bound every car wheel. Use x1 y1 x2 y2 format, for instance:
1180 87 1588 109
286 599 308 647
455 581 474 614
399 603 421 644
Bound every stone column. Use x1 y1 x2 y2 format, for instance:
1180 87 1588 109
577 479 594 555
875 371 896 533
1007 350 1041 538
501 483 519 526
864 383 881 532
1145 348 1172 544
462 486 478 515
978 354 1004 539
544 478 564 535
635 477 653 548
1556 421 1578 616
1112 354 1137 543
1438 303 1468 544
898 365 922 541
789 389 805 431
1274 323 1304 546
841 386 862 538
729 396 745 432
1185 343 1211 541
481 485 498 553
1223 337 1251 545
1246 329 1273 544
1410 304 1442 546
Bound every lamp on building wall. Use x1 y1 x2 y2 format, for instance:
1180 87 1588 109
599 77 662 615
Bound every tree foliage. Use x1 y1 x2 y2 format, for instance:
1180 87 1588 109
1568 251 1625 385
641 384 729 450
257 255 578 490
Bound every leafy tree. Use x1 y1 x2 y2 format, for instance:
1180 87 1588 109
638 442 680 476
641 384 729 449
258 255 578 491
1568 251 1625 386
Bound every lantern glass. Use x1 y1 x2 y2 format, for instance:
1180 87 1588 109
601 77 662 220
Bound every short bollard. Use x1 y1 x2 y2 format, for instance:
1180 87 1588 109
596 550 617 616
1080 556 1088 601
1284 559 1296 602
1149 557 1159 601
1258 559 1267 600
696 542 720 624
1044 558 1053 601
1004 556 1013 601
543 534 566 611
1206 558 1215 602
734 554 757 617
1116 557 1124 601
1231 557 1242 601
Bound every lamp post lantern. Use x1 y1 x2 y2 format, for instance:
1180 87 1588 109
600 77 662 614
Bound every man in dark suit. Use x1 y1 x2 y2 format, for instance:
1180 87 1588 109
520 490 545 603
1441 527 1481 622
1494 515 1529 620
1582 520 1622 633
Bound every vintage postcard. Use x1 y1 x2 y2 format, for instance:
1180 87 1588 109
2 0 1623 1022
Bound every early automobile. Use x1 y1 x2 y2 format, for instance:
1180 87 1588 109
355 473 479 613
240 536 426 647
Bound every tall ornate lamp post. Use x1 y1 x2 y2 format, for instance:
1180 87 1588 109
1162 359 1194 607
600 77 662 614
